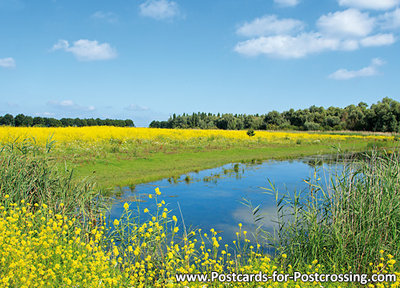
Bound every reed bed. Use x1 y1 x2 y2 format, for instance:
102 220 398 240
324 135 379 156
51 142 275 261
266 150 400 276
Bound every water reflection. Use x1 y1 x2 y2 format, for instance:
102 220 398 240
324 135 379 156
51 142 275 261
109 157 343 246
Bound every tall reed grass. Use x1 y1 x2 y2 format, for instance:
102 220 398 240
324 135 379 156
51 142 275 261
266 150 400 273
0 140 104 228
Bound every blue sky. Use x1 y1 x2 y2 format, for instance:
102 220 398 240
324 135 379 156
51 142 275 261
0 0 399 126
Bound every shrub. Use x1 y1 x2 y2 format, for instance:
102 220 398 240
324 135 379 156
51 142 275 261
304 121 321 131
247 129 255 137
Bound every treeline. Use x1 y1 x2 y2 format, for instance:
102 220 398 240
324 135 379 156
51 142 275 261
149 97 400 133
0 114 134 127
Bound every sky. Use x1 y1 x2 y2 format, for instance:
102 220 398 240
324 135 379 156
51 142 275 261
0 0 399 127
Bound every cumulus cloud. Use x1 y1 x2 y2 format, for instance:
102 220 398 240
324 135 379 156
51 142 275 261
329 58 385 80
139 0 180 20
317 9 375 37
234 33 344 58
52 39 117 61
91 11 118 23
125 104 150 112
360 33 395 46
236 15 305 37
0 57 15 68
274 0 300 7
338 0 400 10
379 8 400 29
235 5 398 59
234 32 378 58
47 100 96 111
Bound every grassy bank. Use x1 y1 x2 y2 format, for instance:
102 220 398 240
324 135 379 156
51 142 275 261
74 140 398 188
0 126 397 188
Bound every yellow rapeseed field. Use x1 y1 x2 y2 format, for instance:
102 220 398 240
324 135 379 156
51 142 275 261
0 126 392 146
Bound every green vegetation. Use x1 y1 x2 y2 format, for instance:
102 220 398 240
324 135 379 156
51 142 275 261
0 113 134 127
71 138 398 189
0 144 104 226
1 143 399 287
150 97 400 133
263 150 400 274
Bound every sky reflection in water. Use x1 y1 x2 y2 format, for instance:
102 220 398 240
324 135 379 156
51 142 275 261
109 158 342 246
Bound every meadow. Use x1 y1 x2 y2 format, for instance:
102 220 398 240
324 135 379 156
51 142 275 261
0 126 397 188
0 126 400 287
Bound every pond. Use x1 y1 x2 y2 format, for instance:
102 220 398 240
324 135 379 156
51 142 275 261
108 157 343 246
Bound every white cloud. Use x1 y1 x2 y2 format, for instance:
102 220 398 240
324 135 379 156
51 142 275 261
234 33 341 58
234 30 394 59
360 33 395 46
125 104 150 112
47 100 96 111
236 15 305 37
274 0 300 7
340 39 360 50
234 6 398 59
35 112 55 117
329 58 385 80
0 57 15 68
338 0 400 10
317 9 375 37
52 39 117 61
59 100 74 107
139 0 180 20
91 11 118 23
379 8 400 29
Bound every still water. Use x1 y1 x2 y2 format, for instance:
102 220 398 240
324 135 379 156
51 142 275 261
108 157 341 245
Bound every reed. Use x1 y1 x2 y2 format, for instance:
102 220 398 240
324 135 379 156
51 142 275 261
266 150 400 273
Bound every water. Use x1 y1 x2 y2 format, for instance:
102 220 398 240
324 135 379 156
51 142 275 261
108 157 342 245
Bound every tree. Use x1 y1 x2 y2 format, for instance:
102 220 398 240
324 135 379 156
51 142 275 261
33 117 45 126
0 114 14 126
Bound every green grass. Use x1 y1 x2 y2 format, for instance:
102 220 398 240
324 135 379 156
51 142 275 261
72 140 398 189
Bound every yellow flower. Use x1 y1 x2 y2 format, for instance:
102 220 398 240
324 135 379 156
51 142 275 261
282 254 287 259
144 208 149 213
123 202 129 210
148 194 153 199
172 215 177 222
155 187 161 195
113 219 119 226
174 227 179 233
